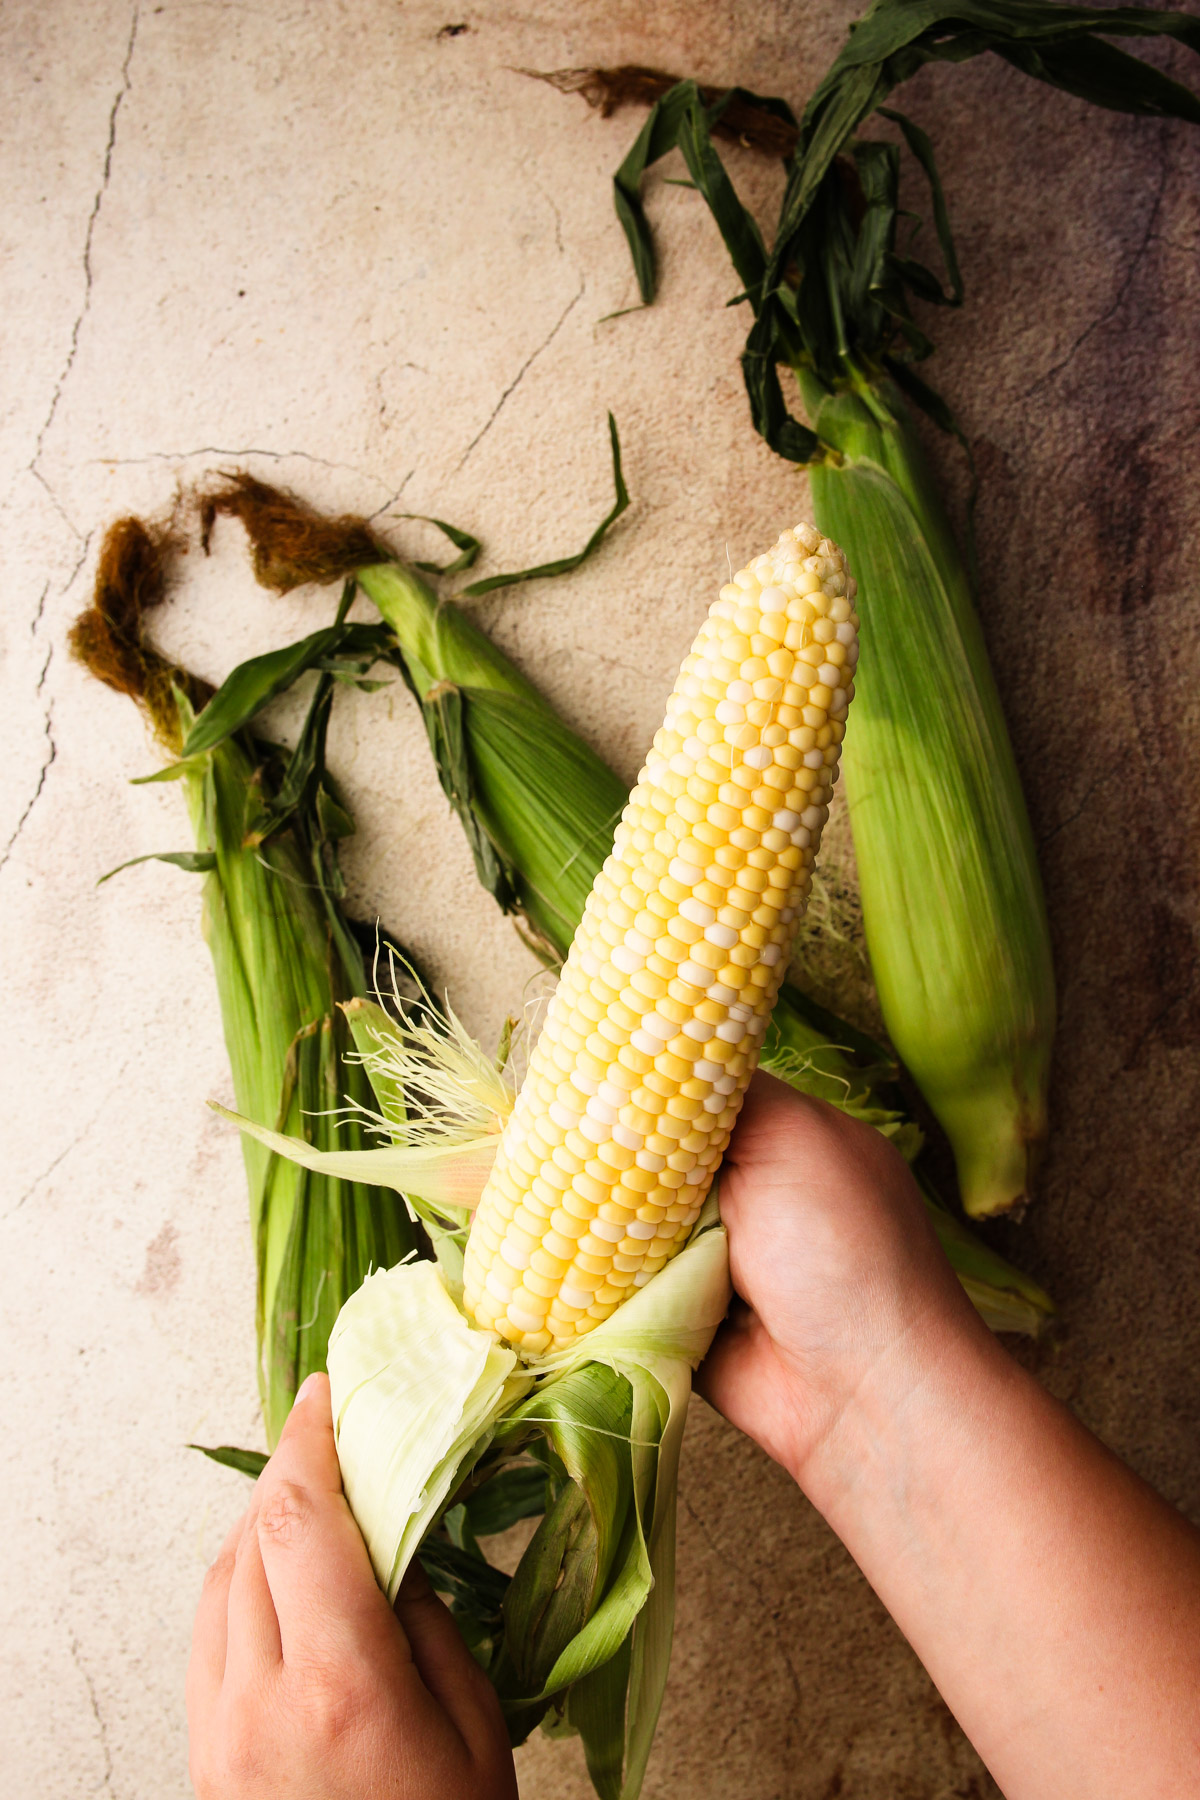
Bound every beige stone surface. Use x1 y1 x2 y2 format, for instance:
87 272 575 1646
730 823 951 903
3 2 1198 1796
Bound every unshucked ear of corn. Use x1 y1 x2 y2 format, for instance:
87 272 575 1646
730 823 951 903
800 377 1054 1216
70 519 418 1446
194 470 1052 1331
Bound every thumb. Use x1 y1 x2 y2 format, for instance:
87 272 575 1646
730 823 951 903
253 1373 404 1669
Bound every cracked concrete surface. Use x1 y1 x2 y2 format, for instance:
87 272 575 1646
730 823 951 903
30 3 140 478
455 277 587 471
3 3 1200 1797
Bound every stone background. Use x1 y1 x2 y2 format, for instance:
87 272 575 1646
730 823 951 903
3 2 1199 1795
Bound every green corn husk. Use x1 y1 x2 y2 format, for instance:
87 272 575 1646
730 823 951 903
800 370 1055 1218
191 476 1051 1330
71 519 418 1445
592 0 1200 1211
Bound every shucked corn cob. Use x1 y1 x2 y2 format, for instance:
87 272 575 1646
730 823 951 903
463 522 856 1352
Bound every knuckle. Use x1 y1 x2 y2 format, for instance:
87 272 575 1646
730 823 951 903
851 1112 909 1181
220 1696 272 1784
256 1481 312 1546
777 1088 850 1157
220 1740 264 1788
293 1664 369 1747
188 1748 215 1798
201 1547 236 1592
810 1091 889 1164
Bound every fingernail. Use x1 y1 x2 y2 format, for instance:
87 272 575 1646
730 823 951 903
296 1371 323 1404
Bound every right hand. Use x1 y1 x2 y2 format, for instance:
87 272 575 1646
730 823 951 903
697 1072 984 1484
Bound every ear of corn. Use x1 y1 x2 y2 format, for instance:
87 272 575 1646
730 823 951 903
462 523 856 1351
802 373 1056 1216
179 702 419 1441
360 557 890 1095
71 522 418 1445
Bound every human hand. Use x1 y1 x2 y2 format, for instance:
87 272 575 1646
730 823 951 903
700 1076 1200 1800
698 1073 988 1487
187 1373 517 1800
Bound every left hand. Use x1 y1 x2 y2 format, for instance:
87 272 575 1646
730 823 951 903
186 1372 517 1800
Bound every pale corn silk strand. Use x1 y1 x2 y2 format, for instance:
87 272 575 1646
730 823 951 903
463 524 859 1353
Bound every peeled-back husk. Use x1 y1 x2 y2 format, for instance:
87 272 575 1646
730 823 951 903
326 1203 730 1800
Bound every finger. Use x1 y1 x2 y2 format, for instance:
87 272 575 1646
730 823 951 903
724 1070 813 1151
187 1511 246 1719
697 1305 824 1476
254 1372 399 1668
225 1498 283 1682
395 1559 509 1755
695 1304 794 1446
694 1300 761 1413
261 1372 343 1499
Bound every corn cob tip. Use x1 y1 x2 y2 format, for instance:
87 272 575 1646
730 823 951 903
462 522 858 1354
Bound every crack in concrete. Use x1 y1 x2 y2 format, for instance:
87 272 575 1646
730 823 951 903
31 4 140 480
9 1058 134 1218
454 279 585 473
532 175 566 257
69 1636 114 1792
1025 142 1168 398
29 461 87 542
570 643 647 681
11 1110 89 1218
1037 761 1117 847
91 443 391 491
64 529 96 597
0 639 57 880
1 531 91 884
681 1490 805 1711
367 467 416 523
